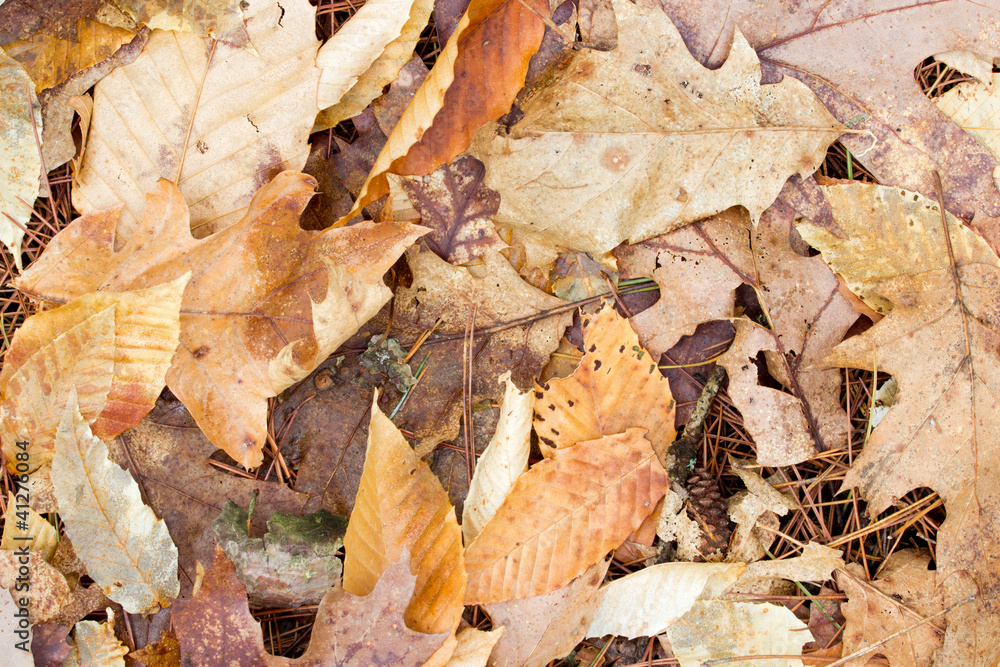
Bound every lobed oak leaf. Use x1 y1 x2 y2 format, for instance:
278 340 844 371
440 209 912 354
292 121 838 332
17 172 425 468
341 0 550 220
464 428 667 604
469 0 843 254
484 560 610 667
0 47 41 266
72 0 319 239
659 0 1000 252
51 394 180 614
533 301 676 458
343 394 466 635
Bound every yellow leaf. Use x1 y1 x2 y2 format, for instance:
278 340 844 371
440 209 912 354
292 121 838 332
69 609 128 667
343 393 466 634
1 492 58 561
444 627 504 667
533 301 676 456
51 395 180 614
464 429 667 604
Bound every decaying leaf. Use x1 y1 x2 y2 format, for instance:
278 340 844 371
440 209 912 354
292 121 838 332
51 396 179 614
533 301 676 457
128 629 180 667
394 155 505 264
936 72 1000 172
17 173 424 468
464 429 667 604
345 0 549 218
586 562 744 639
0 0 114 43
485 559 610 667
836 550 944 667
343 395 466 635
1 492 58 560
66 610 128 667
72 0 320 238
0 550 108 626
0 277 187 480
0 47 41 266
742 542 843 583
114 0 248 44
663 600 813 667
470 0 843 254
213 501 347 608
443 627 503 667
462 371 532 544
0 594 32 667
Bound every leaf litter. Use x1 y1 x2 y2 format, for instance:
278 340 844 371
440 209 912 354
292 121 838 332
1 0 998 665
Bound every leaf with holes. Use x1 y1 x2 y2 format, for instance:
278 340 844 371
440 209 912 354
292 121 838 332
464 428 667 604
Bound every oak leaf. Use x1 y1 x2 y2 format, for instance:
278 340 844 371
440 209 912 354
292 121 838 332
533 301 676 457
51 395 180 614
65 610 128 667
0 47 41 266
464 428 667 604
343 394 466 635
469 0 843 254
659 0 1000 252
17 173 424 468
72 0 320 238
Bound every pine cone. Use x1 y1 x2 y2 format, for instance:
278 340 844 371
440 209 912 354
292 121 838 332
685 468 732 561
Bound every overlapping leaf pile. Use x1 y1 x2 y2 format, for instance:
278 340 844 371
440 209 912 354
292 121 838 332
1 0 999 664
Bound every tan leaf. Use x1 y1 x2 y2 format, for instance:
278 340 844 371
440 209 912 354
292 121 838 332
797 183 1000 626
114 0 249 44
0 47 41 266
462 371 532 544
3 18 135 93
51 396 180 614
128 629 180 667
1 492 59 561
664 600 812 667
0 593 32 666
586 562 744 639
533 301 676 457
742 542 843 584
0 278 187 474
0 551 108 626
836 551 945 667
343 395 466 635
469 0 842 254
936 72 1000 171
935 51 994 87
69 610 128 667
464 429 667 604
485 559 610 667
72 0 319 238
17 173 423 468
443 627 503 667
316 0 433 129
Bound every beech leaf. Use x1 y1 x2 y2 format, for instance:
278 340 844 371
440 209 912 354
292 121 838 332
1 492 58 560
0 47 41 266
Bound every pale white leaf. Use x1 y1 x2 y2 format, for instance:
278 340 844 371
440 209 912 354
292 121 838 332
444 626 504 667
70 609 127 667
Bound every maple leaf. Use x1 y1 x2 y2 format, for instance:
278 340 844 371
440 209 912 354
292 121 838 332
16 172 424 468
797 182 1000 660
469 0 843 254
659 0 1000 252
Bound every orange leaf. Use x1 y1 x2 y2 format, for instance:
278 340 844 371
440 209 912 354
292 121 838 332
464 429 667 604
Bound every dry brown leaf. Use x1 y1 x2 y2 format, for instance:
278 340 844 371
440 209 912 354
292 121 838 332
470 0 842 254
343 395 466 635
114 0 248 44
462 371 532 544
3 18 134 93
797 183 1000 649
394 155 505 265
533 301 676 458
72 0 319 238
0 0 111 42
0 551 107 626
17 173 424 468
343 0 549 219
659 0 1000 252
1 491 58 560
0 278 187 477
128 629 180 667
464 429 667 604
485 559 610 667
0 47 41 266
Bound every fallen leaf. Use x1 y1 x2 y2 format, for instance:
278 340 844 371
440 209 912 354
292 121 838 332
1 491 59 560
464 428 667 604
936 72 1000 172
0 593 32 666
658 0 1000 252
128 629 180 667
51 395 179 614
72 0 320 238
485 559 610 667
3 18 134 93
664 600 813 667
394 155 505 265
836 550 945 667
345 0 550 218
462 371 532 544
935 51 994 87
444 627 504 667
0 551 108 626
371 54 430 135
343 394 466 635
533 301 676 459
0 0 113 43
0 277 187 477
799 182 1000 659
0 47 41 266
17 173 424 468
113 0 248 44
586 562 744 639
67 610 128 667
469 0 843 254
213 501 347 608
742 542 843 583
